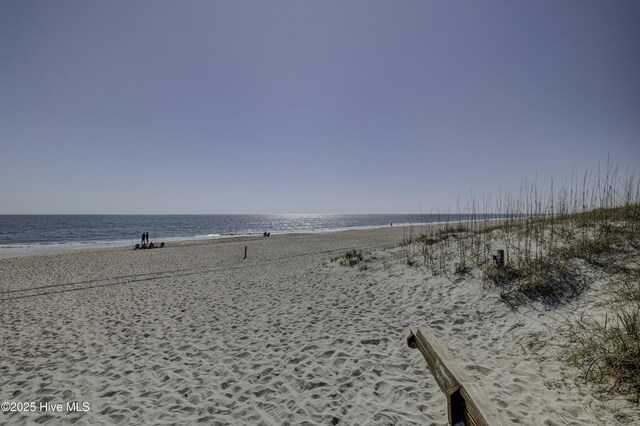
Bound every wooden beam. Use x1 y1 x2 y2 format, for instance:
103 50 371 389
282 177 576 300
407 329 505 426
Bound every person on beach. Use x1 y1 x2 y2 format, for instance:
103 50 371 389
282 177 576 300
141 232 145 244
145 232 149 243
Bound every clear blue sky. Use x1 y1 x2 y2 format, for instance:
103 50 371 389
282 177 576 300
1 1 639 214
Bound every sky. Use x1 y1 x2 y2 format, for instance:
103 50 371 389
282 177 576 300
1 1 639 214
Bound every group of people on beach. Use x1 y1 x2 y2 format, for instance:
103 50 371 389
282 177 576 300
135 231 163 250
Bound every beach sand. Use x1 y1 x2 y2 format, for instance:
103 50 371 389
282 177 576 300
0 226 635 425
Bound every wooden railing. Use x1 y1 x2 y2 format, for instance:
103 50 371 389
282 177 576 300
407 328 505 426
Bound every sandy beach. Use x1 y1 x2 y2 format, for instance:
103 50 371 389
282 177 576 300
3 0 639 423
1 226 637 425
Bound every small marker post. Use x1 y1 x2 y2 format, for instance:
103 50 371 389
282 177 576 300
492 249 504 267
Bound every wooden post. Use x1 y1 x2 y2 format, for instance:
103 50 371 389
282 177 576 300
407 329 505 426
243 246 247 259
492 249 504 268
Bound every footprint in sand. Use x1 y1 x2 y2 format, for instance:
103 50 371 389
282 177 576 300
333 357 347 368
466 364 491 375
374 380 392 396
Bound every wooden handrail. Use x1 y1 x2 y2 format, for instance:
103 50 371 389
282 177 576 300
407 329 505 426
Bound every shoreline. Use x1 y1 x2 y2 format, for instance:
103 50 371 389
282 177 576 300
0 218 486 257
0 224 409 261
0 221 448 259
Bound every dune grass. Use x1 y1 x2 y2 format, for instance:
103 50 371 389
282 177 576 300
331 249 364 267
568 280 640 403
398 158 640 402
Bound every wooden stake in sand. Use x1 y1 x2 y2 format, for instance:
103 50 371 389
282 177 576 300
492 249 504 268
407 328 505 426
243 246 247 259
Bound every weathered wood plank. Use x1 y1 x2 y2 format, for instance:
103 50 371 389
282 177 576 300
408 328 505 426
460 386 502 426
407 328 460 396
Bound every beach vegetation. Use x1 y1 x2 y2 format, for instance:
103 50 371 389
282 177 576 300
569 299 640 404
453 260 468 275
403 158 640 303
397 157 640 403
332 249 364 267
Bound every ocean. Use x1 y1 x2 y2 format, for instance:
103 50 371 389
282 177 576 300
0 214 498 254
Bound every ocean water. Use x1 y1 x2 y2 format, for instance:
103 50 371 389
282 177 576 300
0 214 498 254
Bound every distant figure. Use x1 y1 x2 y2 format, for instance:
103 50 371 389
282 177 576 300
141 232 145 244
391 223 393 227
263 231 268 237
145 232 149 243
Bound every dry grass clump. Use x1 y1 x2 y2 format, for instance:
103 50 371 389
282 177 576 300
567 273 640 404
569 300 640 403
484 258 586 307
331 249 364 267
611 276 640 303
483 207 638 306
